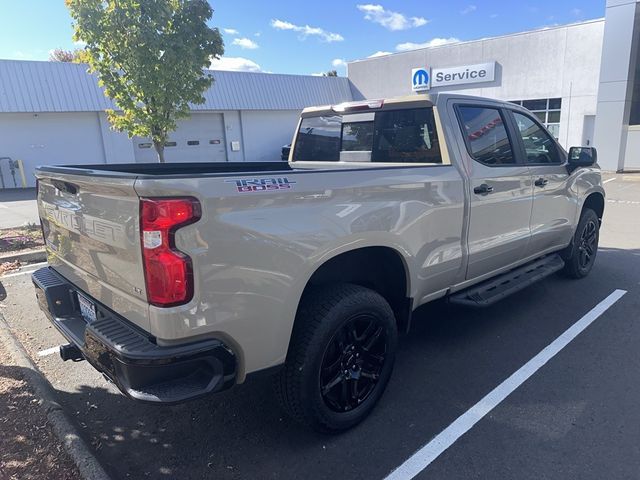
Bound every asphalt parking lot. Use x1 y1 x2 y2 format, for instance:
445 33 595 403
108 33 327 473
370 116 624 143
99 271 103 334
0 188 38 229
1 174 639 479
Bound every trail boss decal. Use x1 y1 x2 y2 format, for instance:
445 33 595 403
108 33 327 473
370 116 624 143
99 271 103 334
225 177 296 193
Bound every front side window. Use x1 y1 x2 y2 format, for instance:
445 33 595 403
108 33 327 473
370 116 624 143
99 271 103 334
512 112 562 164
292 108 442 164
509 98 562 139
457 106 515 165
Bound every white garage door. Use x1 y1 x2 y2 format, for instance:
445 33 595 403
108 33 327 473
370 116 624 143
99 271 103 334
133 113 227 163
0 112 105 188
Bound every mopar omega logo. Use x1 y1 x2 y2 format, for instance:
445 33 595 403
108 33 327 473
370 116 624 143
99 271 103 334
412 67 431 92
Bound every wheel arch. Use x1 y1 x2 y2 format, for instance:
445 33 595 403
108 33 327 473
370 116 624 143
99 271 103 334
582 190 605 222
295 246 413 334
561 189 604 265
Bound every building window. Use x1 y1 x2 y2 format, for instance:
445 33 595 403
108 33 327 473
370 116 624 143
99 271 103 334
165 141 177 147
187 140 200 146
509 98 562 139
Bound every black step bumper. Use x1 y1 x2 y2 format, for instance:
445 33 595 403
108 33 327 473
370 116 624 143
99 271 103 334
32 267 236 404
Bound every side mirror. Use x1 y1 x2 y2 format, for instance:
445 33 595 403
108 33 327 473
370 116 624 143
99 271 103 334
568 146 597 169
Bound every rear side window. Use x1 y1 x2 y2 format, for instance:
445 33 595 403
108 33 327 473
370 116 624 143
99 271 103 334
512 112 562 164
457 106 515 165
292 108 442 164
292 115 341 161
372 108 442 163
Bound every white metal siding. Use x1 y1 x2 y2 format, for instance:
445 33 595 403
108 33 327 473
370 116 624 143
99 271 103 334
624 129 640 169
348 19 605 149
241 110 301 162
0 112 105 187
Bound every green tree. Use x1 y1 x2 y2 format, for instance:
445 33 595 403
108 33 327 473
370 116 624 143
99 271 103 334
66 0 224 162
323 70 338 77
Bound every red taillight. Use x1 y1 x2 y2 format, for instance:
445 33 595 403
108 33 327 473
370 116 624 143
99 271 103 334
140 197 201 307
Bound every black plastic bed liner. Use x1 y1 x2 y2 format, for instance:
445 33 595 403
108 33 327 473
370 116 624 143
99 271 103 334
57 161 293 176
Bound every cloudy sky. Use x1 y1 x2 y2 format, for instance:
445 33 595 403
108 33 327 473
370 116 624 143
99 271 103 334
0 0 605 75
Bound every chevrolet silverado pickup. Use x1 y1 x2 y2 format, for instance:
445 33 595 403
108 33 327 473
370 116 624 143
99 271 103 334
32 93 604 432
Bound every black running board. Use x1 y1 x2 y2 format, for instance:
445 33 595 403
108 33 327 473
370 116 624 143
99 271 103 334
449 254 565 308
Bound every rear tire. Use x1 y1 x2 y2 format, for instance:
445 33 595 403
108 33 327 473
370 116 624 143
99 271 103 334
562 208 599 279
275 283 397 433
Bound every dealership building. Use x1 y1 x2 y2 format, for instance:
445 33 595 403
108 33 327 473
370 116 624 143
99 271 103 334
0 0 638 188
349 0 640 172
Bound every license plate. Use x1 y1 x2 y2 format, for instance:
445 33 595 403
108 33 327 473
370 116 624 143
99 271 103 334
77 292 97 324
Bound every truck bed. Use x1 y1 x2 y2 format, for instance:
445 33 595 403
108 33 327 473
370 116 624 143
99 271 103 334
37 162 293 178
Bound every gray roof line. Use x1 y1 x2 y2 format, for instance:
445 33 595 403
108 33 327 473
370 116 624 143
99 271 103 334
0 59 353 113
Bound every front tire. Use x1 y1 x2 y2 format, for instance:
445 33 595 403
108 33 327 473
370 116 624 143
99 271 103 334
562 208 600 279
275 283 398 433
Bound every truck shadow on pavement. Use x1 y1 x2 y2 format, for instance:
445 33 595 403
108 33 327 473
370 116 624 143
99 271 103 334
2 247 637 479
0 363 81 478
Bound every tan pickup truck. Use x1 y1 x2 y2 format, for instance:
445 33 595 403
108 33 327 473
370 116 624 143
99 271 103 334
32 93 604 432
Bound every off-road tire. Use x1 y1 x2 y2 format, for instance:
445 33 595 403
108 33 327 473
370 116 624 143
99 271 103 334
562 208 600 279
275 283 397 433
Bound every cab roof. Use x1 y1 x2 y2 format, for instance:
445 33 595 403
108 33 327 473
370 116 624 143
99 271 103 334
300 94 435 117
300 93 516 117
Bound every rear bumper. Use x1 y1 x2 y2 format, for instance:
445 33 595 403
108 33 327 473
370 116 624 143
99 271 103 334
32 267 236 404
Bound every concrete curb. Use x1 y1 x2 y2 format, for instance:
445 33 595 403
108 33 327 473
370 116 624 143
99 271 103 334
0 248 46 264
0 312 110 480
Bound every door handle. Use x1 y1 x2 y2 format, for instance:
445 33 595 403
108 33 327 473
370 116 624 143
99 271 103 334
473 183 494 195
534 178 549 187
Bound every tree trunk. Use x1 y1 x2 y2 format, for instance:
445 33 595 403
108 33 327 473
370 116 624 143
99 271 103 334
154 142 165 163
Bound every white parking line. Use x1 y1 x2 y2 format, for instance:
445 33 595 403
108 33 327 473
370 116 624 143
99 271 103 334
18 261 48 270
1 270 38 279
385 289 627 480
607 199 640 205
37 345 61 357
603 178 616 184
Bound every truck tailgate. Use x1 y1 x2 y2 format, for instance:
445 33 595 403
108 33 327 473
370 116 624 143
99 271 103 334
36 171 150 331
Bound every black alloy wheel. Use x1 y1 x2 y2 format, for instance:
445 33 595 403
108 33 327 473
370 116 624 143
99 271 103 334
562 208 599 279
319 314 387 412
578 217 598 270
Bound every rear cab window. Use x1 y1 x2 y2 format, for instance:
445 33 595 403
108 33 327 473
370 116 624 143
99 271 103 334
292 107 444 165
